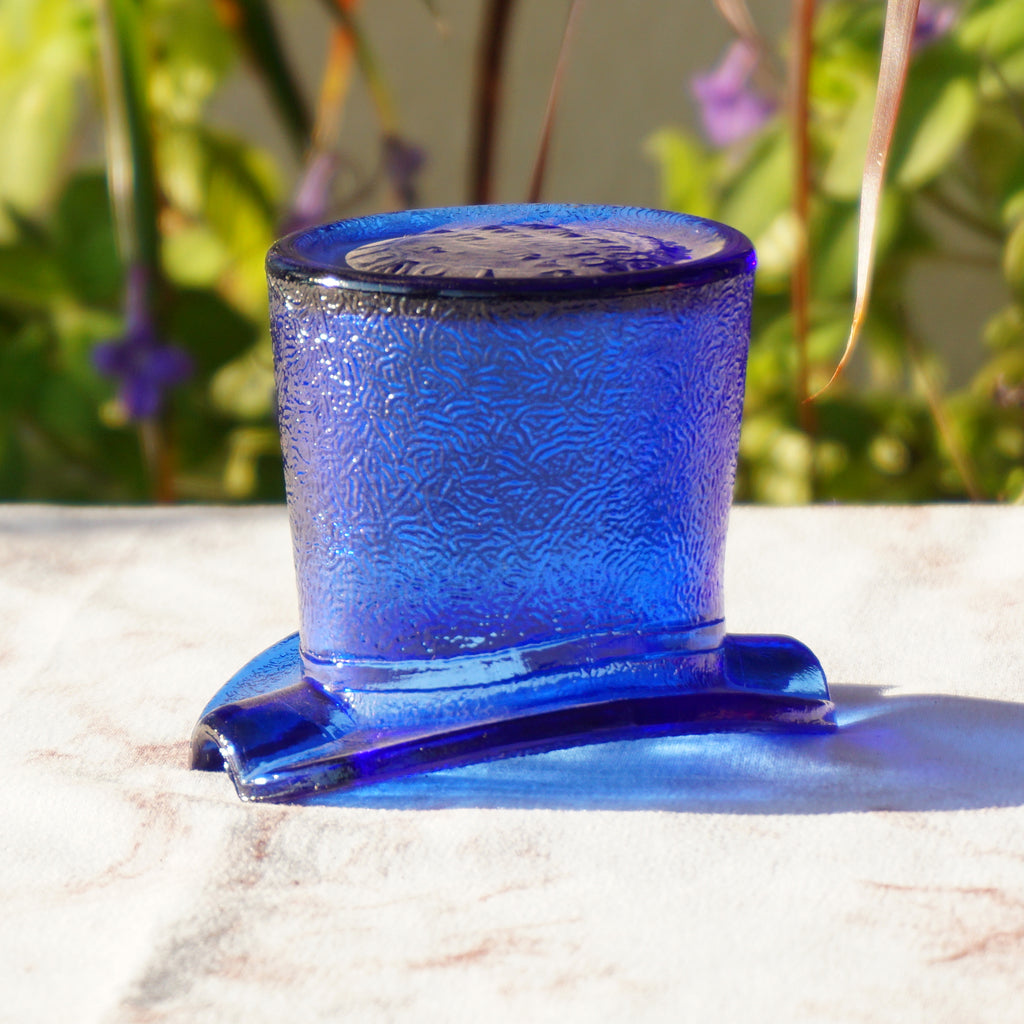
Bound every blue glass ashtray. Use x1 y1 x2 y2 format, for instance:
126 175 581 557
191 204 834 802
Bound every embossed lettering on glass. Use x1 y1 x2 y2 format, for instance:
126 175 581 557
191 204 834 802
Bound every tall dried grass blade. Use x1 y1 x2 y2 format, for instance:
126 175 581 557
811 0 920 399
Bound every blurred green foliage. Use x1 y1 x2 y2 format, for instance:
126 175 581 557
1 0 1022 503
0 0 284 501
650 0 1024 502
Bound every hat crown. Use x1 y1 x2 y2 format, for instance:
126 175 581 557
268 205 754 669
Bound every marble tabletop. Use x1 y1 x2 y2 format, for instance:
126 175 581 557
2 504 1022 1023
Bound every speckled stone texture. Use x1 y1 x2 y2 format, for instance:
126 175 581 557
4 505 1024 1024
270 274 752 666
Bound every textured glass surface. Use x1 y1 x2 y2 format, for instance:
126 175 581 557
343 222 698 277
273 276 748 668
191 204 833 802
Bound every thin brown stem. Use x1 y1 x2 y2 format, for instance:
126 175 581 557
283 16 358 232
528 0 584 203
920 184 1003 242
917 249 1000 268
810 0 920 400
469 0 517 204
906 334 984 501
313 22 357 153
320 0 397 131
714 0 783 94
138 419 176 504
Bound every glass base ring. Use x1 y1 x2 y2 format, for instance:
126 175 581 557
191 632 835 803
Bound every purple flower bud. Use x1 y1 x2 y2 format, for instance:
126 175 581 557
93 318 192 421
283 150 342 234
382 133 426 209
914 0 957 51
691 40 777 148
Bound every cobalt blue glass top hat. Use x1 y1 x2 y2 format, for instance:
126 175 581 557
191 204 833 802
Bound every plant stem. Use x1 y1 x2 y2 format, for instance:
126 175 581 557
714 0 782 94
906 333 984 500
138 418 176 505
790 0 816 449
96 0 159 276
320 0 398 132
917 249 1000 269
469 0 517 204
920 184 1003 242
96 0 176 502
284 8 359 232
314 20 358 153
215 0 312 157
528 0 584 203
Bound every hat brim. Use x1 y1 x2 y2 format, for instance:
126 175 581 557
191 632 834 803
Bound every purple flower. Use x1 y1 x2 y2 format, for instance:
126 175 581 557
94 323 192 420
692 40 777 148
914 0 957 50
283 149 342 234
94 268 191 421
382 133 426 209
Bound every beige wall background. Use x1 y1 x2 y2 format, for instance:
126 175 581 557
213 0 785 208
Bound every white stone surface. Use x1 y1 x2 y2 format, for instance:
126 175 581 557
1 505 1022 1023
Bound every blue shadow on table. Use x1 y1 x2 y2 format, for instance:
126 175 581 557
300 685 1024 813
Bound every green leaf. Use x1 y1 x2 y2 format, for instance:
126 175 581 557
1003 217 1024 296
823 46 979 199
751 210 801 293
164 287 259 376
821 81 875 200
958 0 1024 61
0 240 64 310
147 0 236 122
813 0 885 57
892 57 979 189
162 225 230 288
0 320 49 409
958 0 1024 94
38 372 104 440
983 302 1024 349
966 106 1024 203
0 0 90 237
54 173 121 307
157 126 279 245
1004 190 1024 227
51 303 122 376
157 124 280 312
718 128 792 245
644 128 714 218
209 341 276 421
222 425 281 498
96 0 160 272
